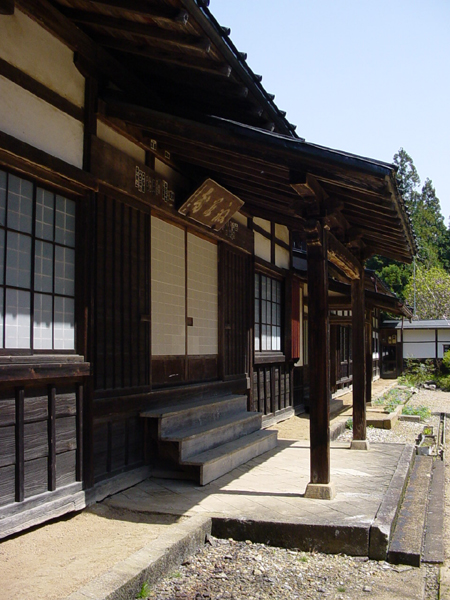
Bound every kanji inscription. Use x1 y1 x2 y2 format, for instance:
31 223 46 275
178 179 244 230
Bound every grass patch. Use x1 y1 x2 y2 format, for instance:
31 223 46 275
373 388 412 413
136 582 151 599
402 404 431 421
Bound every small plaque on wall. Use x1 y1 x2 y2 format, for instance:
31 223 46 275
178 179 244 230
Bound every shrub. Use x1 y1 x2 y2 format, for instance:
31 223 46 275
442 350 450 374
345 418 353 430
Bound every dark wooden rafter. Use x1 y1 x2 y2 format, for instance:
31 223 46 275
81 0 189 24
16 0 164 103
60 8 211 52
96 36 231 75
0 0 14 14
101 101 413 261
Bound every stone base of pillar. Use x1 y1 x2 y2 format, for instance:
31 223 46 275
304 482 336 500
351 439 370 450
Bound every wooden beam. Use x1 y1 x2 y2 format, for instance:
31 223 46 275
0 130 98 192
306 221 331 485
17 0 164 103
0 0 14 14
352 268 367 442
327 231 362 281
0 56 83 121
62 9 210 52
96 36 231 76
88 0 189 24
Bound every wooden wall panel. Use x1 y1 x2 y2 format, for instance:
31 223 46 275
253 363 293 416
219 245 251 379
0 465 15 507
56 450 77 488
94 196 150 392
24 457 48 499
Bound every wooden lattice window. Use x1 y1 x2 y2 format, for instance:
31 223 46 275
254 273 282 352
0 169 76 352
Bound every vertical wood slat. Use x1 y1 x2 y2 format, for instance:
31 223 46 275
48 385 56 491
15 387 25 502
76 383 83 482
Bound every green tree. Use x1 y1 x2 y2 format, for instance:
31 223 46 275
404 265 450 320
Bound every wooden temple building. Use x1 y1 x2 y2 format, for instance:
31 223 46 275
0 0 415 537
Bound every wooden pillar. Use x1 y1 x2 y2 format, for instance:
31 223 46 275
366 308 373 404
305 223 335 499
351 268 368 449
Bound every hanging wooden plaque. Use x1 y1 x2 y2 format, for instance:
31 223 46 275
178 178 244 230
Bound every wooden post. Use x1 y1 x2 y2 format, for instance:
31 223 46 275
351 267 369 449
304 223 335 499
366 308 373 404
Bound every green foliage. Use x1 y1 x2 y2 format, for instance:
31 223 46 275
442 350 450 373
345 418 353 430
402 404 431 421
369 149 450 304
136 582 151 599
404 266 450 319
401 359 436 387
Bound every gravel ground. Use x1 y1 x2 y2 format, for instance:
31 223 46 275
135 387 447 600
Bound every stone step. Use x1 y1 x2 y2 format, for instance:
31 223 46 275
141 394 248 437
388 455 433 566
422 460 445 564
163 411 262 461
184 429 278 485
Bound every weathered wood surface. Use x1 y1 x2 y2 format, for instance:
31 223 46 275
307 222 330 484
352 270 367 440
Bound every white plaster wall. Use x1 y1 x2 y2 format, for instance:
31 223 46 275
233 211 247 226
0 9 84 107
403 342 435 360
97 121 145 164
254 231 271 263
438 344 450 359
254 217 270 233
437 329 450 342
187 233 217 355
403 329 435 342
0 76 83 168
151 218 186 356
275 244 290 269
275 224 289 244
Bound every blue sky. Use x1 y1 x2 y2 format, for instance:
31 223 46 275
211 0 450 222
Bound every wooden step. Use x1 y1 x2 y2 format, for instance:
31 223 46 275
141 394 248 437
163 411 262 461
183 429 278 486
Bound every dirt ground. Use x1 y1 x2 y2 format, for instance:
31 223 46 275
0 504 182 600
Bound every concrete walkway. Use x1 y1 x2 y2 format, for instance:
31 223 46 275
61 439 412 600
3 378 414 600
